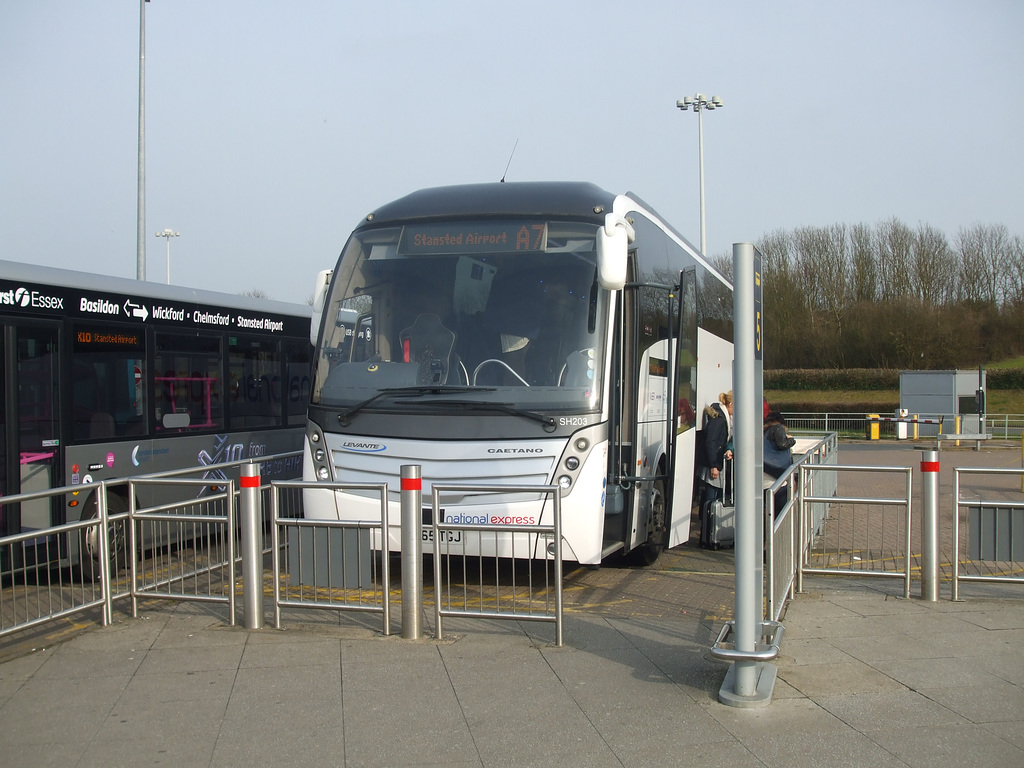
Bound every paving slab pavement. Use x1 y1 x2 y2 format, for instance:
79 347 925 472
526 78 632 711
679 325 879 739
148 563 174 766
2 570 1023 768
2 441 1023 766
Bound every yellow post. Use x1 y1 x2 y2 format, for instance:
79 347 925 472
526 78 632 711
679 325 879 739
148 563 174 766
913 415 919 440
1021 434 1023 493
955 415 961 447
867 414 879 440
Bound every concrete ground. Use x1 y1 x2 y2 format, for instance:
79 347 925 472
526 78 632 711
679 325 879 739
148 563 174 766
1 441 1022 766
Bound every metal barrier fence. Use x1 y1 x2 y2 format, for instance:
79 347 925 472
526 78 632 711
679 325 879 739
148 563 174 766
798 463 914 598
270 480 391 634
0 452 302 641
765 432 839 622
128 477 237 624
785 412 1024 441
431 483 564 647
0 486 107 639
952 466 1024 600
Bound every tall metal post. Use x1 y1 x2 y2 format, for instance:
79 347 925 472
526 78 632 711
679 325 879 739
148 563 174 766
718 242 776 708
697 106 706 255
240 463 264 629
400 465 423 639
137 0 147 281
921 451 940 601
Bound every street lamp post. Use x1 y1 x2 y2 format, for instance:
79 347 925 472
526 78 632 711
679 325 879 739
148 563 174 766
137 0 147 280
676 93 724 255
155 229 179 284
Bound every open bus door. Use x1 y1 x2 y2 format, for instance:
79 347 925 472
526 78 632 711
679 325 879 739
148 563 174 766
1 322 62 568
669 268 698 549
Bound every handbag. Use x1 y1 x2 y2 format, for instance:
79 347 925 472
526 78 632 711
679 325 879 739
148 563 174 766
763 433 793 478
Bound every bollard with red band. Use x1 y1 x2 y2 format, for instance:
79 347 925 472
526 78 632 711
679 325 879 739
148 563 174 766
400 465 423 639
240 463 264 628
921 450 940 601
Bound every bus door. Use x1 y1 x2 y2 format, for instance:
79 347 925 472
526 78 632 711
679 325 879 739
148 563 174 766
1 322 62 539
669 268 698 549
604 262 638 551
606 251 678 555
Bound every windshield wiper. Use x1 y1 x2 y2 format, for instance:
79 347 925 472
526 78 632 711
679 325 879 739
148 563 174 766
404 399 557 429
337 386 495 426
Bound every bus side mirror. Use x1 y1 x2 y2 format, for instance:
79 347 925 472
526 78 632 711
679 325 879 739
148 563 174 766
597 213 634 290
310 269 333 345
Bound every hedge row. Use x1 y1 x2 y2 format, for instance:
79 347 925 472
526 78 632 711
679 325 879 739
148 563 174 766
764 369 1023 391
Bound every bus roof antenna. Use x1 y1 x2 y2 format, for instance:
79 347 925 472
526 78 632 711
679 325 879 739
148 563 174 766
500 139 519 183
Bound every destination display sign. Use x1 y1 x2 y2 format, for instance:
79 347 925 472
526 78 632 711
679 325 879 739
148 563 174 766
0 277 306 336
399 221 548 255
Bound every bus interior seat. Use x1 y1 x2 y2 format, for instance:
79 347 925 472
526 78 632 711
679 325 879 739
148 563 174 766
398 313 456 385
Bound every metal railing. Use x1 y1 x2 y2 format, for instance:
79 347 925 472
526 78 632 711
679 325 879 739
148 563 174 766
952 467 1024 599
784 412 1024 440
430 483 564 647
270 480 391 634
798 463 914 598
0 486 107 639
765 432 838 622
128 477 237 624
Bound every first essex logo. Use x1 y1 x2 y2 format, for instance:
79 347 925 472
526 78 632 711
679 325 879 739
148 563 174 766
0 287 63 309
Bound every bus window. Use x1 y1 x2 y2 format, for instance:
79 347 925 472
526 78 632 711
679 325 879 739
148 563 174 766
284 338 311 424
154 332 224 432
229 336 282 429
71 324 146 440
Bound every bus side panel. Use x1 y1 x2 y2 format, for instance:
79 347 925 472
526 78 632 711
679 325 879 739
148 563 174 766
65 428 304 517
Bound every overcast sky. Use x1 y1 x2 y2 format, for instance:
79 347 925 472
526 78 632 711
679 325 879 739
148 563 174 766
2 1 1021 305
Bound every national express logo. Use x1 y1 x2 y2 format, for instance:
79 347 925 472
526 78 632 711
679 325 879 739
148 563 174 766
0 287 63 310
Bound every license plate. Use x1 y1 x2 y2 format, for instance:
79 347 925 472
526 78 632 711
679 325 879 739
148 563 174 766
421 527 462 543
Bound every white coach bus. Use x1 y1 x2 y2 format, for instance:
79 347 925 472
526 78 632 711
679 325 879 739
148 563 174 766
304 182 733 564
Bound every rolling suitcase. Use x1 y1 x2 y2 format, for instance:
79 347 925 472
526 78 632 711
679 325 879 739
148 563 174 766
699 459 735 550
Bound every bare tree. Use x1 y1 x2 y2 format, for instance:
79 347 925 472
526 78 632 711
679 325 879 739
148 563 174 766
849 222 877 303
876 218 914 300
912 223 955 305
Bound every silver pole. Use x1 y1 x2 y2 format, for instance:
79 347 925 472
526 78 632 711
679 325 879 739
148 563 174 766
698 106 706 255
732 242 759 696
921 451 940 601
136 0 146 281
240 463 264 629
719 242 776 708
400 465 423 640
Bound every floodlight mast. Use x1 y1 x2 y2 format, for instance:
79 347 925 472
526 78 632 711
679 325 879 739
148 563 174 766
676 93 724 255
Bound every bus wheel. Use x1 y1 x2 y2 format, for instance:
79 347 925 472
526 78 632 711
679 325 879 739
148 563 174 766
633 477 667 566
78 494 128 583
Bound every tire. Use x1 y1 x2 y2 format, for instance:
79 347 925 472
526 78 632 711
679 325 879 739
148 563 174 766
632 476 668 566
78 492 128 583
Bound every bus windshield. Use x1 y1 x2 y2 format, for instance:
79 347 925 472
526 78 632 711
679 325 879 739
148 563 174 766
312 219 607 415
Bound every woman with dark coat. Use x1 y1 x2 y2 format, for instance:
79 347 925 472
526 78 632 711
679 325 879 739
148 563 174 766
699 391 733 505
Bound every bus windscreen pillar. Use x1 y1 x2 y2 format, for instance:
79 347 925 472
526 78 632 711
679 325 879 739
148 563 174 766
718 242 778 708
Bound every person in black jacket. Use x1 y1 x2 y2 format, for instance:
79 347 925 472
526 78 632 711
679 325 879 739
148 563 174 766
763 411 796 512
699 391 733 506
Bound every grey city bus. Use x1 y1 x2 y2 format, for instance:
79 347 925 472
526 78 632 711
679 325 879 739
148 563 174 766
0 259 311 577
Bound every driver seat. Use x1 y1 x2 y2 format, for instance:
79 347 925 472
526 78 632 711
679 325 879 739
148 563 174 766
399 313 456 385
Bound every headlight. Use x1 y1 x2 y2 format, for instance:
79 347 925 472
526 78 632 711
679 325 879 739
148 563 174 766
314 448 325 462
565 456 580 471
558 475 572 490
317 466 330 480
